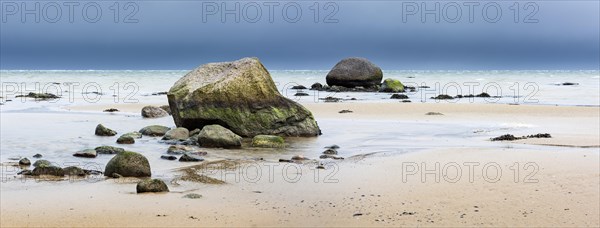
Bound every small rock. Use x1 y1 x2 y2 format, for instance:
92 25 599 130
122 132 142 139
179 153 204 162
561 82 579 86
139 125 171 136
95 124 117 136
18 158 31 166
291 155 309 161
103 108 119 112
338 109 353 114
310 83 323 90
320 96 342 103
141 105 169 118
278 159 293 163
197 125 242 148
117 135 135 144
183 193 203 199
63 166 86 176
160 155 177 160
491 134 520 141
431 94 454 100
316 165 325 169
324 145 340 149
320 154 344 160
162 127 190 141
425 112 444 116
476 92 491 98
167 145 203 155
291 85 307 90
73 149 97 158
32 166 65 176
136 179 169 193
526 133 552 138
294 92 309 96
251 135 285 148
401 100 412 103
94 146 125 155
390 94 409 99
33 154 43 158
33 160 52 168
323 149 338 155
15 92 60 100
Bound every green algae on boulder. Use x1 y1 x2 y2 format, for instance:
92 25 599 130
104 151 151 177
251 135 285 148
380 78 405 93
167 57 320 137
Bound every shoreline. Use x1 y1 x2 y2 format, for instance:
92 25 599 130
2 101 599 227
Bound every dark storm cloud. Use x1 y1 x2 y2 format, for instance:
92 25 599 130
0 1 598 69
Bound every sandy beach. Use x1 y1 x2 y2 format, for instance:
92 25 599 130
2 102 599 227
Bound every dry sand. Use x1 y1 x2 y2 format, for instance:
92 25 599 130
2 102 599 227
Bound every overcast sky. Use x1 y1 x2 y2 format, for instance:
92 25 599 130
1 1 598 70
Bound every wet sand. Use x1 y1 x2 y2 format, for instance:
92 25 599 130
2 102 599 227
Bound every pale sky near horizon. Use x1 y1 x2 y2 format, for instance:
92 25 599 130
0 1 598 70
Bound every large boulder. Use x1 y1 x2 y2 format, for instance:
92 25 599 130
167 57 320 137
141 105 169 118
104 151 151 177
326 57 383 88
197 125 242 148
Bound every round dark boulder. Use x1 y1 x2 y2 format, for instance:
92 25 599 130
104 151 151 177
311 83 323 90
326 57 383 88
117 135 135 144
33 159 52 168
136 179 169 193
19 158 31 166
